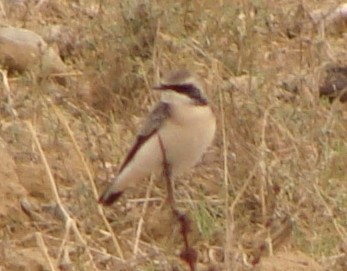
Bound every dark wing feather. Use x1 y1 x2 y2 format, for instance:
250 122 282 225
118 102 171 173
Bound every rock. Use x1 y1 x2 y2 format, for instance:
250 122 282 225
0 26 67 84
0 26 45 72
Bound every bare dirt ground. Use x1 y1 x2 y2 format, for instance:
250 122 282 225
0 0 347 270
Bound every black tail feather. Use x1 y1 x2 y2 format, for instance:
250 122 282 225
98 191 124 206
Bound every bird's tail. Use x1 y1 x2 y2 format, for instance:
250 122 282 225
98 182 124 206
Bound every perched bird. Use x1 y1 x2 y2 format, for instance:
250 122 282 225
98 70 216 206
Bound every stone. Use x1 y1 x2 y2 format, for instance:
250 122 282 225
0 26 67 83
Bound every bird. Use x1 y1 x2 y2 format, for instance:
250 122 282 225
98 69 216 206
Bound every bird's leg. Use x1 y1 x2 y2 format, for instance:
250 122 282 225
158 135 197 271
164 162 175 208
157 135 175 208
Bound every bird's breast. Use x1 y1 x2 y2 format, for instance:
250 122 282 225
159 104 216 175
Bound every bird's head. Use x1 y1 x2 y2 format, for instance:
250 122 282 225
153 70 208 106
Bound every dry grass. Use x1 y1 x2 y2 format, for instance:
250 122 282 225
0 0 347 270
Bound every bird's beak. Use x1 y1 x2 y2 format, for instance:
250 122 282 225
152 84 164 90
152 84 169 91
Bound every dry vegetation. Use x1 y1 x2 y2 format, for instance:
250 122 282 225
0 0 347 270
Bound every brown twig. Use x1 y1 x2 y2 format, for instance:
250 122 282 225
158 134 197 271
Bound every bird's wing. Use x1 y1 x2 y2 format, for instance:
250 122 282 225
118 102 171 173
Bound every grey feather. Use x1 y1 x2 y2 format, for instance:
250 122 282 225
118 102 171 172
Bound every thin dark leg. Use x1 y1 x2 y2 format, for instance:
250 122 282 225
157 134 175 207
163 155 175 207
157 135 197 271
